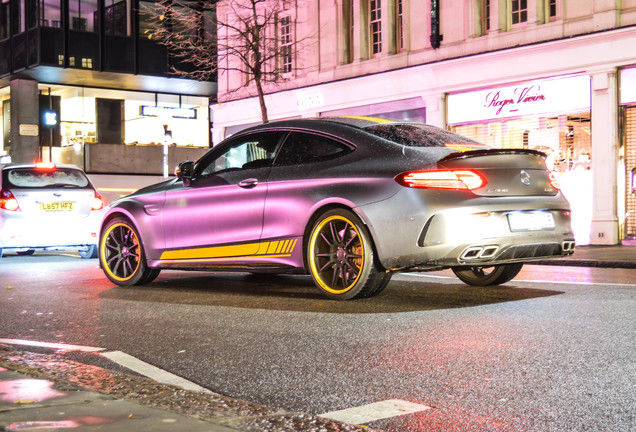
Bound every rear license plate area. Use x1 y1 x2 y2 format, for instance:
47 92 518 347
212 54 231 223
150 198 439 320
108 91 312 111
41 202 75 211
508 211 555 231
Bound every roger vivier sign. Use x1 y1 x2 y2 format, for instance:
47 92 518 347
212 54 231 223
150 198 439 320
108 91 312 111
448 75 590 124
485 86 546 116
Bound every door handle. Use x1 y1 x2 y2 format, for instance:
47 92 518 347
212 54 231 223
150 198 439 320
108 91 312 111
238 178 259 189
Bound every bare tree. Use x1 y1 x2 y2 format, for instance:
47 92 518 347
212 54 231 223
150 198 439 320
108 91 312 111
145 0 302 123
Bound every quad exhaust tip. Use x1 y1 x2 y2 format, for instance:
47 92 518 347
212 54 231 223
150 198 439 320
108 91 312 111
461 245 499 260
562 241 576 253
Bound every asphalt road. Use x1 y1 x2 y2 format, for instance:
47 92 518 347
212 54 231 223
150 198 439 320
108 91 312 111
0 252 634 431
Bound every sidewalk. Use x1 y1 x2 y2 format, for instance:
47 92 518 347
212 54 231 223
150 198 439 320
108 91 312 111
530 244 636 269
0 344 370 432
1 246 634 432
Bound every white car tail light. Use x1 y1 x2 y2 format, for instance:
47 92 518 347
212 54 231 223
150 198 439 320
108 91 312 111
0 189 20 211
91 191 105 211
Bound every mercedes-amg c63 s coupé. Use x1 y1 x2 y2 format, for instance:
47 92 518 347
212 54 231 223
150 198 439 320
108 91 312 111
98 117 575 300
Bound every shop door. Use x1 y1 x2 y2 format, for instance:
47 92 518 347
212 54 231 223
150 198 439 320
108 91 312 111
624 107 636 240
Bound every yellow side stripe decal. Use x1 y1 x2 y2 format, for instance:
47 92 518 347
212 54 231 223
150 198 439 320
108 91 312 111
160 239 297 261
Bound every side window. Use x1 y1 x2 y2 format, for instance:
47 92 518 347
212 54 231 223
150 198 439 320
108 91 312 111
197 132 283 177
275 132 353 166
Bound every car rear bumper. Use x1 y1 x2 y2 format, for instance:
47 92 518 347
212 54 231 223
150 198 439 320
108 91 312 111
357 189 575 271
0 212 102 249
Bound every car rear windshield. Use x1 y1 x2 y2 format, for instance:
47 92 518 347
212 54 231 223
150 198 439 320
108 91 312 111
364 123 488 149
6 168 90 189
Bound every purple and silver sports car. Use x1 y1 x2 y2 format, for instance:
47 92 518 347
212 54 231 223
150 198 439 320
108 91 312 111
98 117 575 299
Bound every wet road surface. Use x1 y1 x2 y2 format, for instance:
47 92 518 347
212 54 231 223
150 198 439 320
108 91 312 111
1 252 634 431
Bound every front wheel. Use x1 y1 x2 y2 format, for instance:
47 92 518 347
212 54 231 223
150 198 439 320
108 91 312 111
99 218 160 286
307 209 390 300
451 263 523 286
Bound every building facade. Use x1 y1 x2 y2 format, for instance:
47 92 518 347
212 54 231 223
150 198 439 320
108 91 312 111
0 0 216 179
213 0 636 246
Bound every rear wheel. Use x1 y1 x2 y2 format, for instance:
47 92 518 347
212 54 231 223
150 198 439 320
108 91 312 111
16 249 35 256
307 209 390 300
100 218 160 286
452 263 523 286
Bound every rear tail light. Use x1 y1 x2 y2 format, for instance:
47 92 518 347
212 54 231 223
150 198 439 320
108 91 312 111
91 191 105 211
548 171 561 190
396 170 486 190
0 189 20 211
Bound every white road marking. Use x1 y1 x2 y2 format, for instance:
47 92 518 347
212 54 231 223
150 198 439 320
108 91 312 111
319 399 431 425
0 339 210 393
99 350 211 393
0 338 106 352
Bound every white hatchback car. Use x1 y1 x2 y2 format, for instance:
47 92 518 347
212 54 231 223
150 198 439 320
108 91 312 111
0 163 105 259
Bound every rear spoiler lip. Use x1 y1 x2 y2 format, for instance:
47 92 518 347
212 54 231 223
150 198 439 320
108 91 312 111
441 148 547 162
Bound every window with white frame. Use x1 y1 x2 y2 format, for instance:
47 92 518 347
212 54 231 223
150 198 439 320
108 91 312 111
511 0 527 25
396 0 404 51
279 14 293 75
342 0 354 63
481 0 490 34
549 0 557 19
369 0 381 55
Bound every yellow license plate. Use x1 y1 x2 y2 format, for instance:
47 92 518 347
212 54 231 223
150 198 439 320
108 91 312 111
41 202 75 211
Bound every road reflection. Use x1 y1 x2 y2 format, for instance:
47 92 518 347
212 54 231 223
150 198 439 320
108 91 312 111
98 272 564 314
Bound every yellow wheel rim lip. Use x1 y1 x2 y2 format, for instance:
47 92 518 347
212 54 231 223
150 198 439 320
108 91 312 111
100 222 141 282
309 215 364 295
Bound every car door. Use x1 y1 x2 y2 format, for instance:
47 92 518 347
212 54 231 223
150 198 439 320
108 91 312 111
162 132 285 258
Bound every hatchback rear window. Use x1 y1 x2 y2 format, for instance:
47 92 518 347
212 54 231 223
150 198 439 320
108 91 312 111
6 168 90 189
365 123 489 150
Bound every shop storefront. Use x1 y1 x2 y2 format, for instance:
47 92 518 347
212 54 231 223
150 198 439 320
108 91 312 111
620 67 636 242
447 74 593 244
0 84 210 174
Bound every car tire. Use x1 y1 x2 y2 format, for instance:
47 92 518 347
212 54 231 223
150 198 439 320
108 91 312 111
78 245 98 259
451 263 524 286
99 217 160 286
16 249 35 256
307 209 390 300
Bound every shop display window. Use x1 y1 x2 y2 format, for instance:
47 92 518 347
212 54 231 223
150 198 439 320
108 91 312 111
452 113 592 244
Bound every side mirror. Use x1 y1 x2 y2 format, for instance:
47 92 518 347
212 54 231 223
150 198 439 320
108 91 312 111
175 160 195 186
